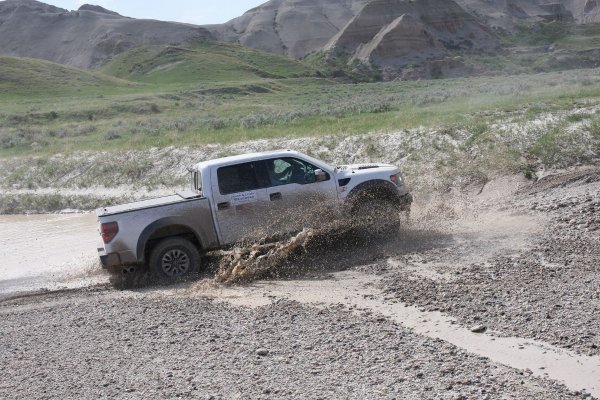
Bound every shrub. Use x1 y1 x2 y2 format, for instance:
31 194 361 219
589 118 600 139
566 113 591 123
105 130 121 140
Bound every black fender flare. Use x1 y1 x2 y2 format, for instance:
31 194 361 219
346 179 401 208
136 217 203 262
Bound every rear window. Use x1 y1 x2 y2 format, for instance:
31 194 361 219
217 162 266 195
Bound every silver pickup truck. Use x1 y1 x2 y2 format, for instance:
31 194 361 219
97 150 412 280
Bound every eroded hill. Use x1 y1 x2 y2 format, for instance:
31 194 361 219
0 0 213 68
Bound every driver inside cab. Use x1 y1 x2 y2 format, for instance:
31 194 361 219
266 158 316 186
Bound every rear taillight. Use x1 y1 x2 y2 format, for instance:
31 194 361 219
101 222 119 243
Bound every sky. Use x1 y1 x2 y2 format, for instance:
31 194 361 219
35 0 266 25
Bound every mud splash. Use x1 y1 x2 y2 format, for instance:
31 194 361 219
213 220 359 284
209 190 466 286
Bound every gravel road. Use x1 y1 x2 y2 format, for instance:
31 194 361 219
382 168 600 357
0 289 582 400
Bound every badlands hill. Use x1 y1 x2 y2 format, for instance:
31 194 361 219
208 0 370 59
213 0 600 53
559 0 600 23
324 0 500 68
0 0 213 68
2 0 600 79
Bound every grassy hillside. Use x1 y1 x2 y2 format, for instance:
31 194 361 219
100 41 317 84
2 67 600 156
0 56 132 97
2 32 600 160
2 32 600 214
468 21 600 74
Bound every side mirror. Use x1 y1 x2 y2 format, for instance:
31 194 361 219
314 169 327 182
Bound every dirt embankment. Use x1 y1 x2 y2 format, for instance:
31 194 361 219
1 102 599 214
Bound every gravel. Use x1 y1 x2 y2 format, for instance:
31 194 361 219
381 168 600 357
1 167 598 398
0 289 579 400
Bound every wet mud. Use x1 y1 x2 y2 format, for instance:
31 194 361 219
0 213 105 299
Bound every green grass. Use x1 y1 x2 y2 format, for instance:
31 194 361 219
470 21 600 74
501 21 572 47
3 34 600 158
0 56 133 98
2 65 600 156
100 41 316 84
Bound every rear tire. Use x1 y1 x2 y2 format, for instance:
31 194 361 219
149 237 201 282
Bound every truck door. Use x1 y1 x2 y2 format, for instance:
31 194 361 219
211 161 270 245
262 157 339 235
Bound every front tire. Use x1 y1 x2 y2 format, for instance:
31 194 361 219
353 197 401 238
149 237 201 281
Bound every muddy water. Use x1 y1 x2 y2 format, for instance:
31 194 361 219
0 213 103 296
198 270 600 398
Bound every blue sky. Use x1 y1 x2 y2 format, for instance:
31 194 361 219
39 1 266 24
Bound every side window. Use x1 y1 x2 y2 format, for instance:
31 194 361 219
265 157 327 186
217 162 261 195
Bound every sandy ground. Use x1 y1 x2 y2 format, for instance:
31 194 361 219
0 169 599 399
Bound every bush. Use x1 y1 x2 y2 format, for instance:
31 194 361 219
590 118 600 139
566 113 591 123
104 130 121 140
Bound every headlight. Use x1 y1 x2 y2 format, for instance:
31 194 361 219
390 173 402 186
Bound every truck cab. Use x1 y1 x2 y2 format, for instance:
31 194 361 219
197 150 341 244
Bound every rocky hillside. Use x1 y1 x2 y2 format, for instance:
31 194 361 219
0 0 213 68
324 0 500 72
203 0 600 80
213 0 600 54
3 0 600 77
546 0 600 23
208 0 369 59
454 0 562 30
454 0 600 29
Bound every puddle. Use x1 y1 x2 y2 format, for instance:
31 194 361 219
196 270 600 397
0 213 104 296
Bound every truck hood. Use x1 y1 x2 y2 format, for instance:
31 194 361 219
97 190 202 217
334 163 397 179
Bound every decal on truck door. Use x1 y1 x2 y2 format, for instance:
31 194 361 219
232 190 258 205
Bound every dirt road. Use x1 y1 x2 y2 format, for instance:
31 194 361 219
1 169 599 399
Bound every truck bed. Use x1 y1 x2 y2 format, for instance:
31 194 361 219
97 190 203 217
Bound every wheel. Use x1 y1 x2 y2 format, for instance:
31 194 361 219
148 237 201 281
352 197 401 238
